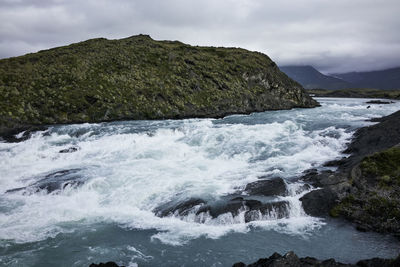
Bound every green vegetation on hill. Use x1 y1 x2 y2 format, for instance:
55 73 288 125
0 34 317 133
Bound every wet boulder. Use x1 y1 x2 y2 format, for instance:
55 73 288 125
197 198 244 218
0 125 47 143
197 197 290 222
244 201 290 222
154 198 206 217
6 169 86 194
300 188 338 217
244 177 287 197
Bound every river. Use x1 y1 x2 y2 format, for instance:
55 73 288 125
1 98 399 266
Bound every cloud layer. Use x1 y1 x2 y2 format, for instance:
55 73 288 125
1 0 399 73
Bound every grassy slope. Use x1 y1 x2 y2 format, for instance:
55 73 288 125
0 35 317 132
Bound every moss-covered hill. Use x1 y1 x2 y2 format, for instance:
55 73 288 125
0 34 318 132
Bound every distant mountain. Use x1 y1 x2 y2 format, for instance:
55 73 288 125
332 67 400 90
279 65 352 90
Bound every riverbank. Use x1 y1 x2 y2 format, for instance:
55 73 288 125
300 109 400 236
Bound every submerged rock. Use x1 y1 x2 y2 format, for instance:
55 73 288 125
197 198 290 222
244 177 287 197
153 198 206 217
6 169 85 194
366 100 393 104
233 251 400 267
59 146 79 153
154 196 290 223
0 125 47 143
89 262 123 267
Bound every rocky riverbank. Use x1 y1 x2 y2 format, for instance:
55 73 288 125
232 251 400 267
300 110 400 236
90 251 400 267
0 34 317 139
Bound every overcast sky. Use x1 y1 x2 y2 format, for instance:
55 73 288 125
1 0 399 73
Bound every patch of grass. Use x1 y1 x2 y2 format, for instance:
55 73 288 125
360 147 400 186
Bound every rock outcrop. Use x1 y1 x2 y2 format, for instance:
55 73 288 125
0 34 318 138
300 110 400 236
233 251 400 267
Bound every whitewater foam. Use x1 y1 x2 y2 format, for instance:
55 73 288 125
0 98 399 246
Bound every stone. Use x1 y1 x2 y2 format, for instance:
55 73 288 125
300 188 338 217
6 168 85 194
244 177 287 197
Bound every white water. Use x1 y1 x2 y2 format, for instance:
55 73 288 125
0 98 399 248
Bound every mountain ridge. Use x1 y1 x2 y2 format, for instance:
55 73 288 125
279 65 351 90
280 65 400 90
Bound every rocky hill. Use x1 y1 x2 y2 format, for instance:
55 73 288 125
0 35 317 135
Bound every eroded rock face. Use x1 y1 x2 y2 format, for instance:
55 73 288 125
6 169 86 194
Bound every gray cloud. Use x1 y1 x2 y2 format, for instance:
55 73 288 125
0 0 399 73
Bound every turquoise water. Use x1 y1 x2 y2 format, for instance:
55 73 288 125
1 98 399 266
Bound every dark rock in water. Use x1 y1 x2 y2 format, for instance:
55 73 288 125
89 262 124 267
300 188 338 217
0 125 47 143
6 169 85 194
197 199 244 218
154 198 206 217
59 146 79 153
197 198 290 222
244 201 290 222
366 100 393 104
233 251 400 267
324 158 347 167
244 177 287 196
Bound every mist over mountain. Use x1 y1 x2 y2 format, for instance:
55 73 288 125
332 67 400 90
280 65 400 90
279 66 351 90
